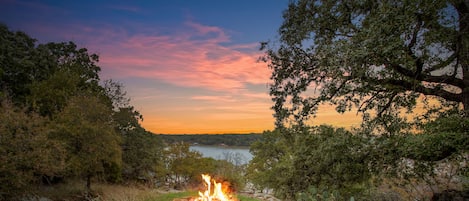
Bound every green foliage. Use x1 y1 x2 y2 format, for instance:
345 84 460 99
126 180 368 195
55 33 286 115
0 24 39 104
380 113 469 170
103 80 143 133
52 94 122 190
236 195 263 201
247 129 288 191
257 1 469 199
0 24 102 110
0 24 168 196
248 126 370 200
264 0 468 130
1 24 184 201
0 100 67 199
102 79 165 184
161 143 248 190
418 112 469 160
164 142 212 188
212 152 248 191
362 113 469 200
151 191 198 201
28 70 82 117
122 128 165 183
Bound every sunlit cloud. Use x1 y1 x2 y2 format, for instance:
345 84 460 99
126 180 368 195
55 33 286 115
191 95 237 102
85 22 271 92
23 20 271 92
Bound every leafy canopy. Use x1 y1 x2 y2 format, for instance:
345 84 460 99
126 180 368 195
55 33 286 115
263 0 468 129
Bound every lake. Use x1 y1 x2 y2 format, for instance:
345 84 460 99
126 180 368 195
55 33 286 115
190 145 253 165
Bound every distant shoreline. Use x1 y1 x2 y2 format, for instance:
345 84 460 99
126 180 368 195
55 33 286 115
158 133 262 147
191 144 251 149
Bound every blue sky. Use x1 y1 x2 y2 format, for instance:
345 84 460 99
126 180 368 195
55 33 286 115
1 0 286 44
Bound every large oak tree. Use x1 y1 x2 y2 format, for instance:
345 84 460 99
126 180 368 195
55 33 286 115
264 0 468 129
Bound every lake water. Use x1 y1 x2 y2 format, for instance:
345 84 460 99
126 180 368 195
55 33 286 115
190 145 252 165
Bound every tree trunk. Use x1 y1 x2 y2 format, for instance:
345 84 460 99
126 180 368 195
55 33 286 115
457 1 469 115
86 174 92 193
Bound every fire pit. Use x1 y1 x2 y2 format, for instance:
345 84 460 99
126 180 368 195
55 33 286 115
174 174 238 201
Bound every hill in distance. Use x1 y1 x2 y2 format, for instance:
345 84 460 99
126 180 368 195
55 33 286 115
157 133 263 147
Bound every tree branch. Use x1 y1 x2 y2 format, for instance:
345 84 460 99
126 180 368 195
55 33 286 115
384 79 462 103
377 92 397 118
408 13 422 51
422 52 458 74
387 63 464 88
357 89 386 114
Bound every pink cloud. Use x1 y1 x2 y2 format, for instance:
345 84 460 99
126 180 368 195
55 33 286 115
191 95 237 102
27 20 271 92
72 22 272 92
184 21 230 43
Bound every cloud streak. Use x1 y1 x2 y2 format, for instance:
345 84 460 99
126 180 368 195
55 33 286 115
70 21 272 93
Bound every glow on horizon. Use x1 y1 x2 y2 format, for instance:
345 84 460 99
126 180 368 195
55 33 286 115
140 103 363 134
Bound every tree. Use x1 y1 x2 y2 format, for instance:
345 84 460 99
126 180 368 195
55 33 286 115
52 94 121 192
247 129 288 192
247 126 370 199
28 70 82 117
0 100 66 199
1 24 167 198
263 0 468 129
0 24 39 103
163 142 212 188
102 79 166 184
122 128 165 183
0 24 101 113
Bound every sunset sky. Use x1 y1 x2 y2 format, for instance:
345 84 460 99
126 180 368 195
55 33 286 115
1 0 362 134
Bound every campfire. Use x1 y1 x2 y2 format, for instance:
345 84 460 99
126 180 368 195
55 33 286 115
173 174 238 201
195 174 237 201
173 174 237 201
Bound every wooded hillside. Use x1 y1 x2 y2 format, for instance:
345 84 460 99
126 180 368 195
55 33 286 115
158 134 262 146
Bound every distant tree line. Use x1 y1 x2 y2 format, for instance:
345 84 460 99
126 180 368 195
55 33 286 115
159 134 262 146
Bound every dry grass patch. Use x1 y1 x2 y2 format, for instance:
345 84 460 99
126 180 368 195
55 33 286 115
93 183 161 201
31 181 162 201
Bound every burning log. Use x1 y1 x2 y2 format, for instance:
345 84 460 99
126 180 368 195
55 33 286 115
172 174 238 201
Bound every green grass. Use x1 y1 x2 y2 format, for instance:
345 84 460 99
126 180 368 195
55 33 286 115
147 191 262 201
148 191 198 201
237 194 262 201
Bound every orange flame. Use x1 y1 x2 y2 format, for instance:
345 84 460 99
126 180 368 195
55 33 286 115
195 174 235 201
